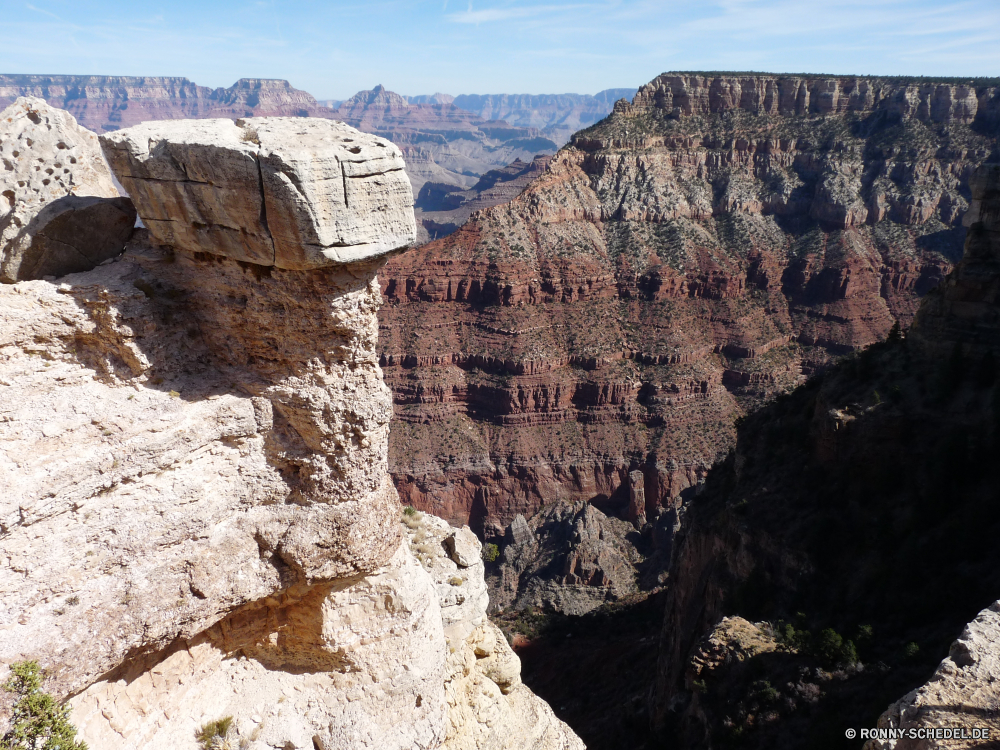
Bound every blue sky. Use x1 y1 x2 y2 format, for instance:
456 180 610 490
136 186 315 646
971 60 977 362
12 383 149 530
2 0 999 100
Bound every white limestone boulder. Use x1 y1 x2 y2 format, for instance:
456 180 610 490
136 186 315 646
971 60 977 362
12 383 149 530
0 97 135 282
99 117 416 269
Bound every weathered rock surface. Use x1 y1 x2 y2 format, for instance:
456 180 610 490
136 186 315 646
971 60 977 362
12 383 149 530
100 118 415 268
0 115 580 750
487 501 659 616
0 97 135 282
378 72 1000 540
865 602 1000 750
396 508 584 750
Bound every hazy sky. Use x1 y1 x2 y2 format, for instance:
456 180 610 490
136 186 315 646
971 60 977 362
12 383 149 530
2 0 999 100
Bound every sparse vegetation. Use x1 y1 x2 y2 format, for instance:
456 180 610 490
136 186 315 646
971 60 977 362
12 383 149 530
239 126 260 146
0 660 87 750
482 543 499 563
196 716 243 750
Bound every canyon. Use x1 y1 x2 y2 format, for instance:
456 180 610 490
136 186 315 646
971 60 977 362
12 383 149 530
0 75 574 242
411 90 639 148
377 73 1000 557
647 160 1000 748
0 99 581 750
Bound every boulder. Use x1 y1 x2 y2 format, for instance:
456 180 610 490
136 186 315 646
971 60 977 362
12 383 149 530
443 526 481 568
0 97 135 282
99 117 416 269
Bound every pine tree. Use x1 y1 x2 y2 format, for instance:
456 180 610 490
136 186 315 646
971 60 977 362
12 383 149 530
1 661 87 750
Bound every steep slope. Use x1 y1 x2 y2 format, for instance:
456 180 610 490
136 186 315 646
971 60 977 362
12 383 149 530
415 155 554 240
649 162 1000 749
378 72 1000 538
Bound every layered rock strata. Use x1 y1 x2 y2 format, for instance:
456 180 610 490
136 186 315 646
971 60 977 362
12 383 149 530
378 72 1000 541
0 76 324 133
0 97 135 282
648 162 1000 748
0 115 580 749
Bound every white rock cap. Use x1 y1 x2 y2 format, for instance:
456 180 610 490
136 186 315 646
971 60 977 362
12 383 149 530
99 117 416 269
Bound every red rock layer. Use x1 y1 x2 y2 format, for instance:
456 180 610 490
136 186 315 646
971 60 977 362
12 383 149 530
379 74 1000 535
0 76 324 132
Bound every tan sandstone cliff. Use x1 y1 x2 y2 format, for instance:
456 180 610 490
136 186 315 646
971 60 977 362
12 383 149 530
0 114 582 750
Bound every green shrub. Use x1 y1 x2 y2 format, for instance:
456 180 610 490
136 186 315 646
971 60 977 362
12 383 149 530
904 642 920 659
402 506 418 517
749 679 780 705
815 628 858 667
482 543 500 563
196 716 238 750
1 660 87 750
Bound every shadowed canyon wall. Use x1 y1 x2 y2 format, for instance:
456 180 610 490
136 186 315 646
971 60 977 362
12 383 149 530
648 161 1000 749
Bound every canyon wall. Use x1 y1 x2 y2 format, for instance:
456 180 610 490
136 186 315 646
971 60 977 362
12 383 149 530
647 160 1000 748
0 114 581 750
378 72 1000 537
0 75 323 132
448 90 638 146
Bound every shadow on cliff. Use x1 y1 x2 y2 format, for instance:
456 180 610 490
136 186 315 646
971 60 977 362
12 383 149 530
651 331 1000 749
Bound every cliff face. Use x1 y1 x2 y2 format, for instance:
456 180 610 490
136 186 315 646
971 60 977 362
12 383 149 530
0 115 581 750
379 72 1000 540
648 161 1000 748
0 75 323 132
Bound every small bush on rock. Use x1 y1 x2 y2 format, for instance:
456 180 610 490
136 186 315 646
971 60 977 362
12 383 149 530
196 716 243 750
0 660 87 750
482 543 499 563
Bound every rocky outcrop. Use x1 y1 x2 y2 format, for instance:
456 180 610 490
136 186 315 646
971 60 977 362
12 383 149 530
380 73 999 537
0 114 580 750
400 511 584 750
624 74 988 123
865 602 1000 750
647 162 1000 748
0 97 135 282
487 501 669 616
100 117 415 267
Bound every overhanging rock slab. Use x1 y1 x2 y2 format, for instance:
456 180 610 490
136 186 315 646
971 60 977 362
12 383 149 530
99 117 416 269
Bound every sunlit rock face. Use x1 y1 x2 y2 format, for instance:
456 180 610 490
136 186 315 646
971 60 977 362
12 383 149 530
0 97 135 282
0 114 581 750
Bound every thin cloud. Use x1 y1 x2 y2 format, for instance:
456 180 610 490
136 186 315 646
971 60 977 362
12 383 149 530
447 3 590 24
25 3 59 19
